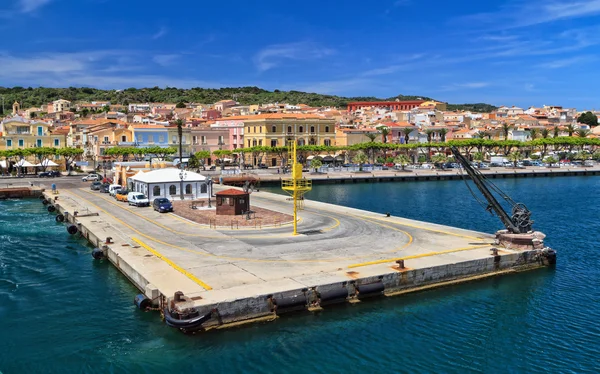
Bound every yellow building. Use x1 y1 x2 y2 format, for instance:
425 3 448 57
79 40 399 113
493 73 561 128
0 117 66 150
225 113 336 148
419 101 447 111
334 128 381 147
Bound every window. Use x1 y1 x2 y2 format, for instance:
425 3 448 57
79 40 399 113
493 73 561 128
182 136 186 143
217 197 223 206
248 139 251 147
253 126 256 133
153 186 161 196
169 185 177 195
218 135 224 144
54 138 60 146
287 126 292 133
103 136 109 144
121 135 127 142
325 126 330 133
193 136 198 145
185 184 192 194
252 140 257 146
271 139 277 147
324 139 331 146
299 126 304 133
18 139 24 147
272 126 276 133
158 135 164 143
258 139 262 146
36 139 42 147
37 126 43 136
172 135 177 143
310 126 315 134
7 139 12 147
201 136 206 144
229 197 234 206
137 135 142 142
201 184 207 194
148 135 153 143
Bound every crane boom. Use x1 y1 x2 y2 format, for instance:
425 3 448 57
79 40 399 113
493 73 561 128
450 146 523 234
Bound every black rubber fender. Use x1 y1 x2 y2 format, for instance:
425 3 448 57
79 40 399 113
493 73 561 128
134 294 151 309
55 214 65 222
356 281 385 298
163 308 212 329
38 195 45 200
92 248 105 260
47 205 56 213
273 294 307 310
318 288 349 304
42 200 49 205
67 225 78 235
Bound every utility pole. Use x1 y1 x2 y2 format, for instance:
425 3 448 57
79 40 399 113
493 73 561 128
177 119 184 201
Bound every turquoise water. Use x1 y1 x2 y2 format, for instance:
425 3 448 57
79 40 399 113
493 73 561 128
2 176 600 373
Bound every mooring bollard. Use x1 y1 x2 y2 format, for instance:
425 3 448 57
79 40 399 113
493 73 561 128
396 260 405 269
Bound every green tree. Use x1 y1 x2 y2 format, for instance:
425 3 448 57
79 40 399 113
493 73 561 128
577 111 598 127
393 154 410 171
592 151 600 161
31 147 56 172
425 129 434 143
176 102 186 109
553 126 560 137
565 124 576 136
402 127 413 144
501 123 512 140
577 129 591 138
507 151 523 168
56 147 84 174
102 105 111 113
541 128 550 139
473 152 485 162
431 153 447 169
544 155 558 166
310 158 323 172
529 128 538 140
191 150 211 170
352 150 368 171
380 127 390 143
439 128 448 142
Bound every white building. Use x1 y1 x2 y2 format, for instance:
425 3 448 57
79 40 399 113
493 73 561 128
129 168 209 201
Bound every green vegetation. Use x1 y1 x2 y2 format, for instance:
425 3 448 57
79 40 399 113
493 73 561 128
577 111 598 127
0 86 496 114
310 158 323 172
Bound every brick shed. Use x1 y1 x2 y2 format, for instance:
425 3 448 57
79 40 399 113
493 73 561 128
215 189 250 216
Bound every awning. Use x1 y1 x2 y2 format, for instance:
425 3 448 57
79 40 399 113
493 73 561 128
323 156 334 161
35 159 59 167
0 160 6 168
15 160 35 167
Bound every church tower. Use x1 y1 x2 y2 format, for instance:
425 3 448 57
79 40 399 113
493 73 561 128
12 101 20 115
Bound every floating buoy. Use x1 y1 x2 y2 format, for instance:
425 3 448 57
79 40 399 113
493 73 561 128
47 205 56 213
42 200 49 205
91 248 105 260
55 214 65 222
134 294 151 310
67 225 78 235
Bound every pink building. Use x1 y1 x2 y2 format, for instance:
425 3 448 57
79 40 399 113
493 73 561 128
211 119 245 150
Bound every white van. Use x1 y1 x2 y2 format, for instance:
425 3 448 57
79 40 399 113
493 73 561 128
108 184 122 197
127 192 149 207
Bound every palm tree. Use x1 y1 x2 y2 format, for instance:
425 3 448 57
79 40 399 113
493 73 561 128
364 133 378 163
541 128 550 139
425 129 434 143
565 124 576 136
380 127 390 143
439 128 448 142
501 123 512 140
431 153 447 169
529 128 538 140
577 129 590 138
507 151 523 168
402 127 413 144
353 150 368 172
553 126 560 137
393 154 410 171
475 130 488 139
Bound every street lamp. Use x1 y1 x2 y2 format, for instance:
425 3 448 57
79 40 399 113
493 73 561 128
179 169 187 201
207 178 213 208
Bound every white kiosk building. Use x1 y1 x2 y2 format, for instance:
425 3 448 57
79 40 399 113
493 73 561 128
129 168 209 201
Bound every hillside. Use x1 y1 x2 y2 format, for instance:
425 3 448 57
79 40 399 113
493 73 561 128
0 86 496 114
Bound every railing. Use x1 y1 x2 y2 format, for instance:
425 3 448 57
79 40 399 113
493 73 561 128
281 178 312 191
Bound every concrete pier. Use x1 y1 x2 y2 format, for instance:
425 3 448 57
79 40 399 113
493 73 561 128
41 186 553 330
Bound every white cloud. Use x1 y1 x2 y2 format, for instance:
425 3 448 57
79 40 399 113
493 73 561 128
19 0 52 13
253 41 335 72
536 56 594 68
458 0 600 29
152 26 168 40
152 54 179 67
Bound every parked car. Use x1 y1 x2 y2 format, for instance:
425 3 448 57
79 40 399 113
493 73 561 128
127 192 149 207
521 160 533 166
258 163 268 169
90 181 102 191
152 198 174 213
531 161 542 167
99 183 111 193
38 171 61 178
82 173 100 182
108 184 123 196
115 189 130 202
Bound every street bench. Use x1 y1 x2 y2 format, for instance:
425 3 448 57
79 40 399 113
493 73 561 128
190 201 206 210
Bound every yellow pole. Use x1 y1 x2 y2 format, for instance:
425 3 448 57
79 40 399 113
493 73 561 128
292 140 298 235
293 189 298 235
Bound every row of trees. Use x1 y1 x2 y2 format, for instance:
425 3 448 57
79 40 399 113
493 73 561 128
0 147 84 175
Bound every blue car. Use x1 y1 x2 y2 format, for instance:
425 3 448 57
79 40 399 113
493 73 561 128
152 198 173 213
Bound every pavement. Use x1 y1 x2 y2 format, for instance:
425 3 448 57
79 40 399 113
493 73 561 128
44 178 501 308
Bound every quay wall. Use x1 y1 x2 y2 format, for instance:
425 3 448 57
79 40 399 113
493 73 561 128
40 191 549 330
256 168 600 186
0 187 42 199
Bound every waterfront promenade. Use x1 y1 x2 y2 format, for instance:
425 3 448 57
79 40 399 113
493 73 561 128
36 179 553 329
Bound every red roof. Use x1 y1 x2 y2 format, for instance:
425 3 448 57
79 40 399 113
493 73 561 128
216 188 248 196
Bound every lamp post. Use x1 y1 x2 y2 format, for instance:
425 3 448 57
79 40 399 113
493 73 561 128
179 169 187 201
207 178 213 208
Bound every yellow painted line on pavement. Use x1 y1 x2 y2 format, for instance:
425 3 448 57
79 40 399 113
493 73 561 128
65 190 415 264
348 244 491 269
131 237 212 290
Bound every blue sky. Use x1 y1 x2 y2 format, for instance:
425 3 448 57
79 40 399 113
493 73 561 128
1 0 600 108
